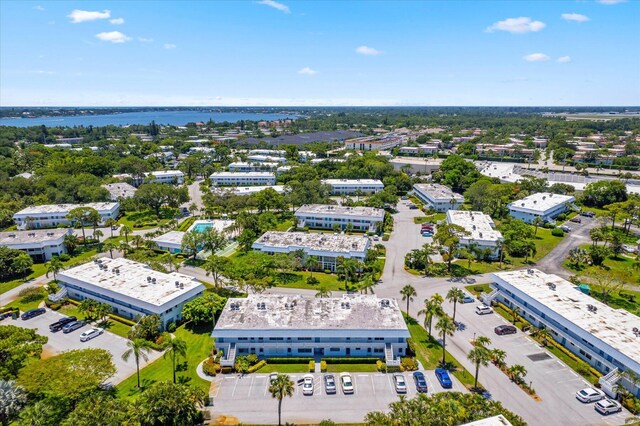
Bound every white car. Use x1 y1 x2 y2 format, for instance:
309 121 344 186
80 327 104 342
340 373 354 394
393 374 407 393
475 304 493 315
576 387 605 403
594 398 622 415
302 374 314 395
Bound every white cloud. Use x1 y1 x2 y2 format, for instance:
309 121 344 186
33 5 44 11
561 13 590 22
163 43 177 49
95 31 131 43
298 67 317 75
258 0 290 13
109 18 125 25
28 70 54 75
138 37 153 43
356 45 382 56
68 9 111 23
557 56 572 63
598 0 627 4
523 53 550 62
486 17 546 34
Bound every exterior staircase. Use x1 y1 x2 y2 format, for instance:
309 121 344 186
220 343 236 367
48 287 68 303
599 368 621 398
480 288 499 305
385 343 400 367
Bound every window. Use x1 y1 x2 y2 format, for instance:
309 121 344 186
297 337 312 341
298 348 312 354
374 348 383 353
330 347 340 352
238 337 248 341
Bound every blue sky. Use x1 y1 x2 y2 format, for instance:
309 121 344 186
1 0 639 106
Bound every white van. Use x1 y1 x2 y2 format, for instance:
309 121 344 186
475 305 493 315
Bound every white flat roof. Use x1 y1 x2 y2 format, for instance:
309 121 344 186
254 231 369 254
211 185 285 195
210 172 275 178
446 210 503 242
14 202 119 215
461 415 513 426
509 192 575 213
151 170 183 177
0 228 70 245
58 258 203 307
101 182 137 198
322 179 384 186
493 269 640 365
152 231 185 246
295 204 384 219
413 183 464 202
215 295 409 331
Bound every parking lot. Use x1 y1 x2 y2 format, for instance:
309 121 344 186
5 308 163 385
210 370 466 424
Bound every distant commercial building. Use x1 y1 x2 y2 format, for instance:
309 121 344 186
0 228 72 261
57 258 204 326
212 294 409 367
507 192 575 224
322 179 384 195
344 134 406 151
101 182 137 200
446 210 503 260
252 231 370 272
148 170 184 185
13 202 120 230
413 184 464 212
248 149 286 156
228 162 279 172
398 144 440 156
486 269 640 398
152 231 185 254
295 204 385 233
390 157 442 174
246 154 287 164
210 172 276 186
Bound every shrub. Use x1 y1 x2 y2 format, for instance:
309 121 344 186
322 357 379 364
406 338 416 357
323 269 332 274
267 357 314 364
133 221 143 228
309 360 315 372
246 353 259 365
387 365 402 373
400 357 418 371
166 321 176 333
202 357 221 376
45 301 62 310
556 213 567 222
306 276 320 285
247 360 267 374
19 287 47 303
376 360 387 372
382 234 390 241
320 360 327 372
0 306 17 313
235 357 250 374
551 228 564 237
58 253 71 261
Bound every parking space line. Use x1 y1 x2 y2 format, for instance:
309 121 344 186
230 376 239 397
370 375 375 395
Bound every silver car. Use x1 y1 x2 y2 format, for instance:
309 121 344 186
594 398 622 415
80 327 104 342
576 387 605 403
393 374 407 393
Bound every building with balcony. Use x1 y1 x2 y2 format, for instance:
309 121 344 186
295 204 385 233
212 294 409 367
13 202 120 230
446 210 503 260
210 172 276 186
0 228 72 261
322 179 384 195
508 192 576 224
413 183 464 212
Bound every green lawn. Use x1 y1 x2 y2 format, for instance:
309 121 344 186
255 364 310 373
464 284 493 297
414 213 446 224
57 304 132 338
116 323 214 399
564 245 638 285
118 209 172 230
405 315 477 389
275 219 294 232
325 363 378 373
586 286 640 316
274 271 347 292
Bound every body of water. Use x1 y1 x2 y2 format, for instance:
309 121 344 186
0 110 297 128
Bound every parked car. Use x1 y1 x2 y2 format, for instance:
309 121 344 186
435 368 453 389
494 325 517 335
62 320 85 334
340 373 354 394
49 316 77 332
373 235 380 241
413 371 428 393
324 374 337 394
576 387 605 403
622 244 638 254
393 374 407 393
409 204 418 210
21 308 46 320
560 225 572 232
594 398 622 415
475 304 493 315
460 293 475 304
421 232 433 237
580 211 596 218
80 327 104 342
570 217 582 223
302 374 314 395
401 196 409 200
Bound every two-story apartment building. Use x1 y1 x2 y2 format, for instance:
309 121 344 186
446 210 503 260
0 228 72 261
13 202 120 230
322 179 384 195
210 172 277 186
295 204 385 233
508 192 575 224
413 183 464 212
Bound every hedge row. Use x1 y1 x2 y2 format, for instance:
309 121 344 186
322 357 380 364
247 360 267 374
267 357 314 364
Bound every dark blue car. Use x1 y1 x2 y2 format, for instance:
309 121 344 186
435 368 453 389
413 371 428 393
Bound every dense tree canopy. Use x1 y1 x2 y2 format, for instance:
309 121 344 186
0 325 48 380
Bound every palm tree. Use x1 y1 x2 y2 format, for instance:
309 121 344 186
64 234 80 255
400 284 417 317
511 306 521 325
535 328 552 346
130 235 144 249
306 256 319 278
532 217 543 236
491 348 507 367
507 364 527 384
120 225 132 244
269 374 294 426
93 229 103 243
435 315 456 365
103 241 117 258
359 276 375 294
315 284 331 298
418 295 444 336
474 335 492 348
446 287 465 323
119 241 130 258
105 218 117 238
163 334 188 384
45 257 63 281
0 380 26 426
468 345 491 389
421 243 437 276
121 338 153 388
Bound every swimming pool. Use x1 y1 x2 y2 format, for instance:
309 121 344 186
191 223 212 233
188 219 235 234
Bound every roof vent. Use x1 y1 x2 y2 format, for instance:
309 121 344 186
175 281 180 288
151 278 156 284
179 283 184 289
341 302 351 309
632 327 639 337
47 232 54 236
257 302 266 310
147 276 152 282
381 299 390 308
547 282 556 290
587 304 597 313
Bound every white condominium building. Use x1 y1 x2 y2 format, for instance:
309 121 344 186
228 162 278 172
152 231 186 254
211 185 285 196
101 182 137 200
295 204 385 233
58 258 204 326
322 179 384 195
13 202 120 230
252 231 370 272
413 183 464 212
212 294 409 367
0 228 72 261
210 172 276 186
508 192 576 224
344 134 406 151
246 154 287 164
446 210 503 259
487 269 640 398
148 170 184 184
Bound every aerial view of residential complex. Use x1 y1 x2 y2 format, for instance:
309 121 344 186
1 1 639 426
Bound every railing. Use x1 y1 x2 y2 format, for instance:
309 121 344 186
480 289 499 305
220 343 236 367
48 287 68 303
385 343 400 367
599 368 620 398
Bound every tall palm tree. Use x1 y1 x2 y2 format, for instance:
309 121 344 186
446 287 465 323
468 346 491 389
421 243 437 276
491 348 507 367
474 335 492 349
532 217 543 236
45 257 63 281
511 306 521 325
507 364 527 383
131 235 145 249
163 334 188 384
400 284 417 317
103 241 117 258
359 276 375 294
120 225 132 244
105 218 117 238
93 229 103 243
435 315 456 365
269 374 294 426
121 338 153 388
306 256 319 278
315 285 331 298
418 297 444 336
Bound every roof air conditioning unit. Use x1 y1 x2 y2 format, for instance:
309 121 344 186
151 278 156 284
179 283 184 289
147 276 152 282
175 281 180 287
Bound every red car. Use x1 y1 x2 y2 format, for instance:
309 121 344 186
494 325 517 335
